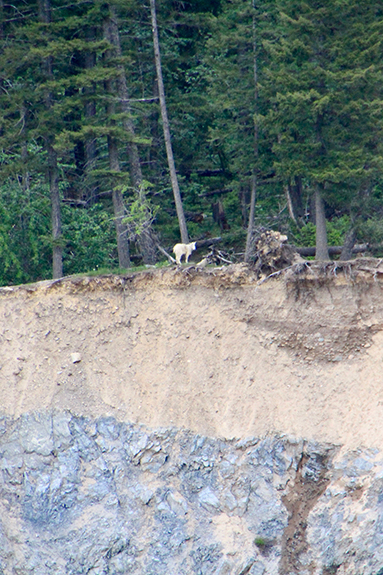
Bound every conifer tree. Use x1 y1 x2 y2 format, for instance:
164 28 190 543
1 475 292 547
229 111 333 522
104 3 158 264
245 0 260 262
83 25 99 204
0 0 106 277
38 0 63 277
203 0 275 244
103 8 131 269
261 0 383 259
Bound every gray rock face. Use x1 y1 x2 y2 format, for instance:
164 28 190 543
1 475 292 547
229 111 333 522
0 412 383 574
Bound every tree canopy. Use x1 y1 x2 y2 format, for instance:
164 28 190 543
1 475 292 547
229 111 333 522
0 0 383 285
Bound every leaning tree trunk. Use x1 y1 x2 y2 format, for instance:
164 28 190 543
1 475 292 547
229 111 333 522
105 4 157 264
315 185 329 261
38 0 63 279
150 0 189 244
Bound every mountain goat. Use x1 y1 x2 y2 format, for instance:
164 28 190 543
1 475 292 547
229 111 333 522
173 241 197 265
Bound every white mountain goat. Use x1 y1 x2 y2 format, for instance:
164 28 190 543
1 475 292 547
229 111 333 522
173 241 197 265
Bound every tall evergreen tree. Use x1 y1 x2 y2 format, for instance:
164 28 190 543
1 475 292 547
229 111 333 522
103 6 131 269
38 0 63 277
245 0 260 262
104 2 158 264
261 0 383 258
203 0 277 240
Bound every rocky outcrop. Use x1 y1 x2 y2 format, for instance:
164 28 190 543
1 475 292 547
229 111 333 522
1 412 383 575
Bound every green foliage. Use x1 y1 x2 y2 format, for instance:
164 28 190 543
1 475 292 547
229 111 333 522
292 223 316 248
0 177 125 285
62 202 118 275
0 178 52 287
291 216 351 247
359 218 383 254
326 217 352 247
261 0 383 199
1 0 383 285
254 537 267 548
121 182 159 241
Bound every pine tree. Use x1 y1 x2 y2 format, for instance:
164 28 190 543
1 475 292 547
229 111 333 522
0 0 162 276
103 6 131 269
261 0 383 258
37 0 64 277
245 0 260 262
103 2 158 264
202 0 277 243
0 0 109 277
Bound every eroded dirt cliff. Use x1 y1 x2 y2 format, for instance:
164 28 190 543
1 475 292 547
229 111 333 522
2 262 383 575
1 261 383 448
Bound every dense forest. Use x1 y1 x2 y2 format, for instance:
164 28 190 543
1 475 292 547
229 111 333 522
0 0 383 285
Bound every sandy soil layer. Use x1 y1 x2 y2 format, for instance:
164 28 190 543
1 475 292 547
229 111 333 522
1 262 383 449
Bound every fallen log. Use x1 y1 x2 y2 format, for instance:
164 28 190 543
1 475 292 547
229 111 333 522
195 237 222 249
295 244 369 257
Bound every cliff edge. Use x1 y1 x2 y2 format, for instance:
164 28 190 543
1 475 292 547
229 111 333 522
2 261 383 448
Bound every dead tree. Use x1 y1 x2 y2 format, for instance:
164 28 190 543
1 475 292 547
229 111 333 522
150 0 189 244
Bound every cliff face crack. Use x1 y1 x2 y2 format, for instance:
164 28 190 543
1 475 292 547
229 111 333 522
238 561 255 575
279 450 332 575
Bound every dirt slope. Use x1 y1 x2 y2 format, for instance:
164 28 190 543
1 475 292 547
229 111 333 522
2 261 383 449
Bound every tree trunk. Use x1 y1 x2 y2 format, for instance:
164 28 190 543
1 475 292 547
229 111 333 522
104 5 142 189
20 104 30 192
212 200 230 231
0 0 4 40
314 186 329 261
149 79 161 177
245 0 258 263
149 0 189 244
285 183 297 225
104 4 157 264
103 14 131 269
245 174 257 261
107 135 131 269
48 145 63 278
291 176 304 221
21 142 30 192
83 28 100 204
38 0 63 279
285 177 304 226
339 227 356 261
